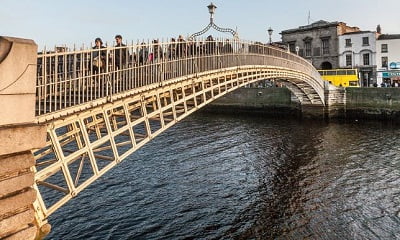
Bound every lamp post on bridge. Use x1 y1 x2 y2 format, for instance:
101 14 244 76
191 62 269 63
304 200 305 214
208 2 217 23
267 27 273 44
295 46 299 55
189 2 239 39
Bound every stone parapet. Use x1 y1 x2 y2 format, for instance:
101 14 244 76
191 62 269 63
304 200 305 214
0 36 49 239
0 36 37 126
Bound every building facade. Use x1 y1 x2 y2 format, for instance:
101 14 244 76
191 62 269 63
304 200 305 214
376 34 400 87
338 31 377 87
280 20 360 70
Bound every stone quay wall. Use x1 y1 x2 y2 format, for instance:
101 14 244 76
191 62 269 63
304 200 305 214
205 87 400 121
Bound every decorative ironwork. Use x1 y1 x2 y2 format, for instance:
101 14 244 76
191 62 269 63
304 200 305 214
189 3 239 39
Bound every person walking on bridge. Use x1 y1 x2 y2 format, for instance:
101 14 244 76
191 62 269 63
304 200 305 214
114 34 128 69
92 37 106 73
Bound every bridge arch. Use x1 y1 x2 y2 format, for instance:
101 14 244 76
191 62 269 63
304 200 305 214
32 38 326 227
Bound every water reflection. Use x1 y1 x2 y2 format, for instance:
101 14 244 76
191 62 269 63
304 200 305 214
46 114 400 240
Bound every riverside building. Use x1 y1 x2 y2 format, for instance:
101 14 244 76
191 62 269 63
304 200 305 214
376 34 400 87
280 20 360 70
338 31 377 87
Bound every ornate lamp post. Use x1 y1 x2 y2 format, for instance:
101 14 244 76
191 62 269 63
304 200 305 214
208 2 217 22
267 27 273 44
189 2 238 39
295 46 300 55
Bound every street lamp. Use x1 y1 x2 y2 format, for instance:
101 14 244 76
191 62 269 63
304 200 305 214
267 27 273 44
189 2 238 39
295 46 299 55
207 2 217 22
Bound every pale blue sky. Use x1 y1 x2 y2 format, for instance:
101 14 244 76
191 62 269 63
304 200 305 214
1 0 399 49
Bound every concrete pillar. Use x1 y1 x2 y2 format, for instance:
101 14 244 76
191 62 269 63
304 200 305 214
0 37 48 239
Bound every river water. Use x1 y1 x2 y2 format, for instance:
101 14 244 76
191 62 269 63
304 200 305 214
46 112 400 240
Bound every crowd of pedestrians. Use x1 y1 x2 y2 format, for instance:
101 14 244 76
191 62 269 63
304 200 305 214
37 34 263 88
87 34 236 72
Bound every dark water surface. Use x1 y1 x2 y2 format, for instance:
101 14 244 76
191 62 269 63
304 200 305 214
46 113 400 239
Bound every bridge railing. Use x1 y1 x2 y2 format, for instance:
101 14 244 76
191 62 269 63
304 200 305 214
36 38 322 116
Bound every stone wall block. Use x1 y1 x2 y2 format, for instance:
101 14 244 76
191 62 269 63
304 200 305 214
0 36 37 126
0 188 36 217
0 152 34 176
0 209 35 238
0 36 37 95
0 124 47 156
0 172 34 198
3 226 37 240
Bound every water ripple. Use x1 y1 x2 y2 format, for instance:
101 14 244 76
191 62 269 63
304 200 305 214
46 115 400 240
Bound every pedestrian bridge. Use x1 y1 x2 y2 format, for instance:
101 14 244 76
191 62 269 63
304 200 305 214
0 36 327 238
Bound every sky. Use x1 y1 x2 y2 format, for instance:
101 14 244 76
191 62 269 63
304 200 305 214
1 0 399 50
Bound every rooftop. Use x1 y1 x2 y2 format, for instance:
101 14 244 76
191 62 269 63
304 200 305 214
378 34 400 40
281 20 341 34
342 31 374 35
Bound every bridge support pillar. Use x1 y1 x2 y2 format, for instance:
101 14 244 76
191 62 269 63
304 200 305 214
0 37 49 239
324 83 346 119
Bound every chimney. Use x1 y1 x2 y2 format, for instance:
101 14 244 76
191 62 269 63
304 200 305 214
376 24 382 34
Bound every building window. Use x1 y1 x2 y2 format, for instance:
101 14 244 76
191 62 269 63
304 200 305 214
362 37 369 46
345 39 352 47
382 56 388 68
305 42 311 56
313 47 321 56
322 38 330 54
346 54 352 67
363 53 370 65
381 44 388 53
288 42 296 53
299 49 304 57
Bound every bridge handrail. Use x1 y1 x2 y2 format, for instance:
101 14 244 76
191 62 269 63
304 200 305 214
35 38 324 116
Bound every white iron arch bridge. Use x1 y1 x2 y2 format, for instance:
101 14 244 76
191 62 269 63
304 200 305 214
32 38 326 228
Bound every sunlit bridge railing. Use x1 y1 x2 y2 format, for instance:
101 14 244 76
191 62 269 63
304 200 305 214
35 38 323 118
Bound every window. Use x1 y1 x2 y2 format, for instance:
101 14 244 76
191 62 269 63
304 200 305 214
299 49 304 57
381 44 388 53
382 56 388 68
362 37 369 46
345 39 352 47
305 42 311 56
363 53 370 65
313 47 321 56
288 42 296 53
322 38 330 54
346 54 352 66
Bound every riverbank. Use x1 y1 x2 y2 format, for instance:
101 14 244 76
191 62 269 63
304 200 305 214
203 87 400 121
